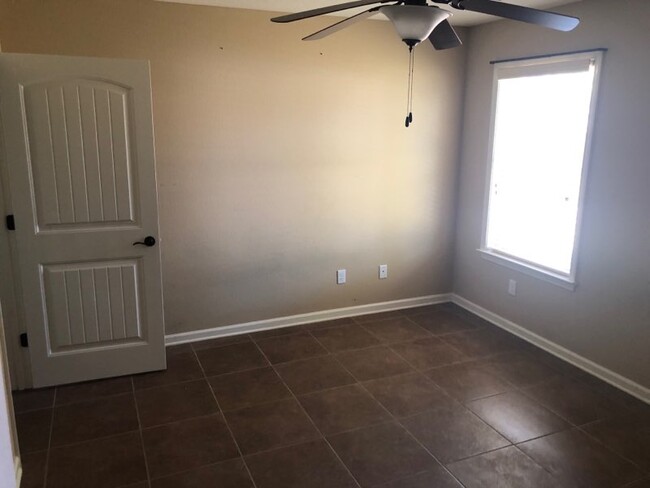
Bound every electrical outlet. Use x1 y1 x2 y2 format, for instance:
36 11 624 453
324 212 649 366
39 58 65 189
337 269 346 285
508 279 517 296
379 264 388 279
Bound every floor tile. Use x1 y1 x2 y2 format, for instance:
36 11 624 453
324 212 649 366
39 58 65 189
191 334 252 351
151 458 254 488
483 352 560 388
301 317 356 330
402 404 510 463
625 479 650 488
133 351 203 390
47 432 147 488
299 384 390 435
426 361 511 401
408 309 478 335
441 328 519 358
20 450 47 488
580 376 650 413
400 304 447 316
12 388 54 413
447 446 563 488
14 303 648 488
250 326 304 340
224 398 320 455
373 466 462 488
524 376 627 425
55 376 133 406
255 332 327 364
195 342 269 376
363 372 457 418
50 393 138 447
208 367 291 411
275 356 356 395
310 324 380 352
15 409 52 454
467 391 569 443
353 311 404 323
246 439 358 488
582 413 650 472
526 348 589 378
328 421 438 487
336 346 413 381
143 414 239 479
136 379 219 427
391 339 466 370
360 317 432 343
165 344 194 356
519 428 645 488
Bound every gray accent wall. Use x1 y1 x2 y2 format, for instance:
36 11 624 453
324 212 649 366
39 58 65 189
453 0 650 388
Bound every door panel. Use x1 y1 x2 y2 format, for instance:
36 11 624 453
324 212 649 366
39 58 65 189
23 79 136 230
0 53 165 387
42 260 144 352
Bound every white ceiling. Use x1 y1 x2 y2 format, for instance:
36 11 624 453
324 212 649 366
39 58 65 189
156 0 580 27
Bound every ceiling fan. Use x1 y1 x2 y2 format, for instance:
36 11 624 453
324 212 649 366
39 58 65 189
271 0 580 126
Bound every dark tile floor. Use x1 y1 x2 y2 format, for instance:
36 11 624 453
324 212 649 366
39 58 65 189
12 303 650 488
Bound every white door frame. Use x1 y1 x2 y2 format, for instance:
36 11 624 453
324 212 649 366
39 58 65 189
0 302 21 488
0 122 31 390
0 39 30 390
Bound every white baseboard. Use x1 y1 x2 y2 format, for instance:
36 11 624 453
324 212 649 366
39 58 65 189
166 293 452 346
452 294 650 404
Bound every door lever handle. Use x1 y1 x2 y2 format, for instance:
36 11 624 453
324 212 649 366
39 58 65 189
133 236 156 247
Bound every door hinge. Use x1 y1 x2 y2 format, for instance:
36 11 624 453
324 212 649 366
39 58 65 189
20 333 28 348
6 214 15 231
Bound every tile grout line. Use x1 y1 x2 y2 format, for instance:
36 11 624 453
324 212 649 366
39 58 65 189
510 439 576 483
41 386 57 488
398 315 650 482
22 305 648 486
30 425 143 452
190 343 261 488
573 422 650 477
130 376 153 488
383 346 537 478
304 326 465 486
249 337 364 488
305 327 471 488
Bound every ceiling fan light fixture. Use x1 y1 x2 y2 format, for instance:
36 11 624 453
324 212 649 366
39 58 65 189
382 5 451 46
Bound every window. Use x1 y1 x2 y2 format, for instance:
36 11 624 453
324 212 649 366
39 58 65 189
480 51 603 288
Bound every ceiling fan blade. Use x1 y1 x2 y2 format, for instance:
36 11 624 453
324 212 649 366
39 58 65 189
453 0 579 32
272 0 389 23
428 20 462 50
303 8 381 40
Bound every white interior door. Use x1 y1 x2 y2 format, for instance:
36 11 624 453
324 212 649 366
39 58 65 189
0 53 165 387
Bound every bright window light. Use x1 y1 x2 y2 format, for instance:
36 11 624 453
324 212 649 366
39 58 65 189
482 52 602 282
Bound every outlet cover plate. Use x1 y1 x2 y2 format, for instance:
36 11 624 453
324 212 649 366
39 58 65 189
379 264 388 279
337 269 346 284
508 279 517 296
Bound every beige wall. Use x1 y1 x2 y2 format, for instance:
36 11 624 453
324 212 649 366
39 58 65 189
0 0 467 334
454 0 650 388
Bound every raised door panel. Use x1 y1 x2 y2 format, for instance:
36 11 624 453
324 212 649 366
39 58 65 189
22 79 136 232
42 260 144 353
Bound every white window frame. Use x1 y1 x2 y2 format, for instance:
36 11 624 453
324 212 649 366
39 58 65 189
479 50 604 290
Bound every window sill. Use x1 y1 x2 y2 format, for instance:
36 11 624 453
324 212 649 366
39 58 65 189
478 249 577 291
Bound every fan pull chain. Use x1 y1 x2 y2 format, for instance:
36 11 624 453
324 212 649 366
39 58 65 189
405 46 415 128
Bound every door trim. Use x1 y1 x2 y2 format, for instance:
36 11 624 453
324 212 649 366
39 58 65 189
0 112 31 390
